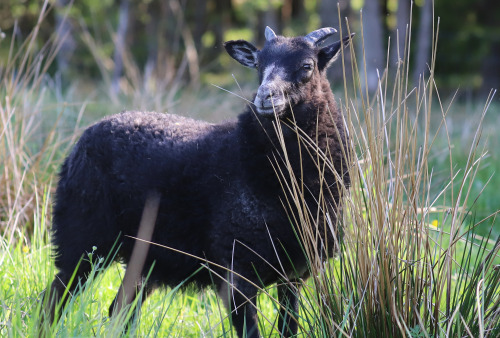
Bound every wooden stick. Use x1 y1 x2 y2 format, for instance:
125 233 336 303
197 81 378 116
112 190 161 315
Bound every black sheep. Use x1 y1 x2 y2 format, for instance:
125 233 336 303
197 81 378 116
45 27 352 337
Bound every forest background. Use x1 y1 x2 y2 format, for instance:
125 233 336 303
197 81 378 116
2 0 499 95
1 1 499 336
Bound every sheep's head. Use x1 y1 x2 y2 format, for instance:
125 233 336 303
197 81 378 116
224 27 353 117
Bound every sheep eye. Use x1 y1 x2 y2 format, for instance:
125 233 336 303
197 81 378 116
303 63 313 71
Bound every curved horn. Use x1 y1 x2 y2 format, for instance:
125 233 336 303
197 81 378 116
265 26 277 41
305 27 337 46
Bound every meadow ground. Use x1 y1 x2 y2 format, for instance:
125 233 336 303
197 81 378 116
1 8 499 337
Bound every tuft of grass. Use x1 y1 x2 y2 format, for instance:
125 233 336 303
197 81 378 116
0 1 85 245
267 9 500 337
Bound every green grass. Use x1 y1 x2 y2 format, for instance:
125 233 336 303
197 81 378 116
0 205 290 336
1 207 498 336
0 193 231 336
1 3 500 337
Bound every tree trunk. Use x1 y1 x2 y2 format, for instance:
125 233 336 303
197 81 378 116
319 0 351 87
414 0 433 84
257 4 280 45
193 0 208 53
291 0 305 20
213 0 232 51
144 2 159 85
319 0 342 32
112 0 130 96
168 0 200 85
477 1 500 93
391 0 410 67
361 0 384 93
54 0 76 78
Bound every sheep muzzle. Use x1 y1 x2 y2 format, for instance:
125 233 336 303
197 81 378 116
254 63 288 116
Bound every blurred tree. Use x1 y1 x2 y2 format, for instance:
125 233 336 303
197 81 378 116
390 0 410 68
213 0 233 53
319 0 352 87
0 0 497 95
414 0 432 84
477 0 500 92
361 0 384 93
55 0 77 76
143 0 161 83
168 0 200 84
433 0 498 93
112 0 130 96
256 2 280 46
192 0 208 52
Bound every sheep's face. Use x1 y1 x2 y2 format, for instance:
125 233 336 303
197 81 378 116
224 27 353 117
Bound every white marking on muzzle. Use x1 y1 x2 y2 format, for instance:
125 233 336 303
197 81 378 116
262 63 276 85
254 63 287 114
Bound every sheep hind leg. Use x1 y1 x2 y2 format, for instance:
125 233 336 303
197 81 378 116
277 281 300 337
39 257 94 333
218 278 260 338
40 273 74 326
108 280 155 331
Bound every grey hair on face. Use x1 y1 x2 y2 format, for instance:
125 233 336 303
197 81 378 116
305 27 337 46
265 26 277 41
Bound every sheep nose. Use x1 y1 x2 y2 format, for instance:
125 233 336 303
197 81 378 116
260 88 273 100
256 85 276 107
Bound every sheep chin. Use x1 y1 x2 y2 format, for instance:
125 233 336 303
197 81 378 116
256 105 286 118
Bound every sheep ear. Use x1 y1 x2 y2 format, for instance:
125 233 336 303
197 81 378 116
224 40 259 69
318 33 355 71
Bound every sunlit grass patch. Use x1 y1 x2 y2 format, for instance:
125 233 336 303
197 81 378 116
1 2 499 337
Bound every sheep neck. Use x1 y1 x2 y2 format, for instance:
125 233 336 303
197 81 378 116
237 77 344 198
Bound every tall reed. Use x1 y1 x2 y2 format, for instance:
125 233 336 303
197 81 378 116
270 11 500 337
0 1 85 245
